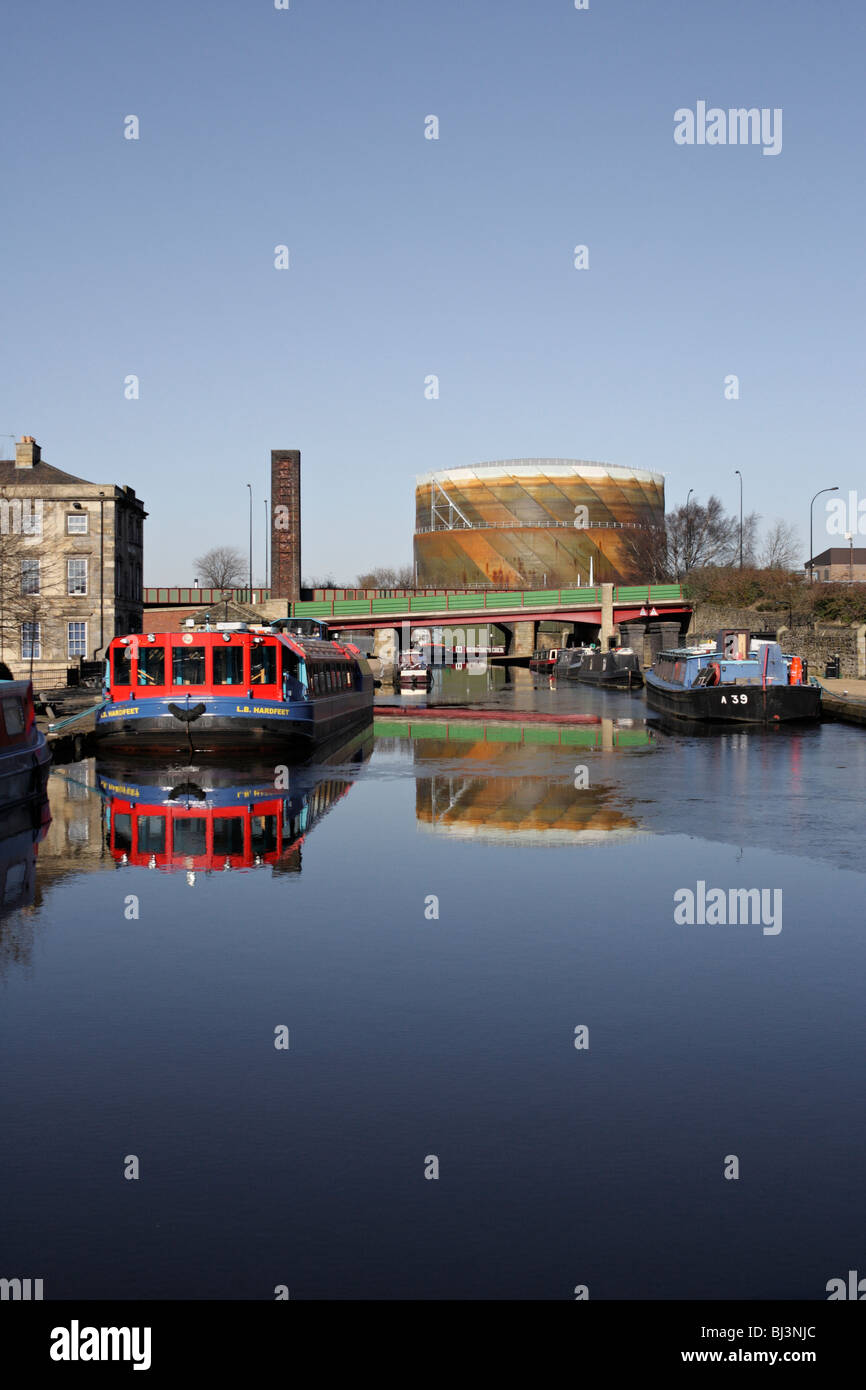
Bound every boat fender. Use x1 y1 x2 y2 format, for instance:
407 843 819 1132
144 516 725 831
168 702 207 723
789 657 803 685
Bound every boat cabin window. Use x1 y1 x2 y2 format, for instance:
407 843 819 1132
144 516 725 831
213 646 245 686
172 646 207 686
113 813 132 853
2 697 25 736
112 646 133 685
251 815 278 855
138 646 165 686
173 817 207 855
250 645 277 685
213 816 244 855
137 816 166 855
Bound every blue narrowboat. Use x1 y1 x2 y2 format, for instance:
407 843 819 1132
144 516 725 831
0 679 52 809
95 623 374 755
644 629 820 724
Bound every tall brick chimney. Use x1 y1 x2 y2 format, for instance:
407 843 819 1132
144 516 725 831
270 449 301 602
15 435 41 468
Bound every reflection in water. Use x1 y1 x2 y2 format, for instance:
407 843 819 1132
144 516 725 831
375 714 654 752
0 793 51 922
377 718 651 845
96 727 372 877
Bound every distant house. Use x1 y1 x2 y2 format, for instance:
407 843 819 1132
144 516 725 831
0 436 146 684
804 547 866 584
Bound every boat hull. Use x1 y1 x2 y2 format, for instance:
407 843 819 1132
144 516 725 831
0 733 52 810
645 674 821 724
94 691 374 756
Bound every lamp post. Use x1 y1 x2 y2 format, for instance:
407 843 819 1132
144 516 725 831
264 498 269 591
734 471 743 568
845 532 854 583
98 490 105 657
809 486 838 583
246 483 253 601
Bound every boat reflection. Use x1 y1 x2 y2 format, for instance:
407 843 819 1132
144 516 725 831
0 791 52 921
96 727 372 876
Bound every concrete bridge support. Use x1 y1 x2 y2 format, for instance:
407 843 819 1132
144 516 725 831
374 626 400 668
600 583 615 648
510 621 536 657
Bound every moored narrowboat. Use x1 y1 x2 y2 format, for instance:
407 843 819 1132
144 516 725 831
554 645 596 678
399 652 433 691
644 629 820 724
573 649 644 689
529 648 559 672
95 623 374 755
0 680 52 810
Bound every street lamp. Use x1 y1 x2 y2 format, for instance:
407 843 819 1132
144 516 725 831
246 483 253 600
845 532 854 583
264 498 269 591
809 486 838 583
734 471 743 568
98 490 105 657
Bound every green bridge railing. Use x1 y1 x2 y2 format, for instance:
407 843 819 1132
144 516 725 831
288 584 684 620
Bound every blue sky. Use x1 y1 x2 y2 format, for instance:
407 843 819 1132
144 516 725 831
1 0 863 583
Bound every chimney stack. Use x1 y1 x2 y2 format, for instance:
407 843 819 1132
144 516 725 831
15 436 41 469
270 449 301 602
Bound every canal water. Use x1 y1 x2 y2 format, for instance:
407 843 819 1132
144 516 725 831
1 667 864 1300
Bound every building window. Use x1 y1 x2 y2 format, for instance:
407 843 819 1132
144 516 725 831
67 557 88 595
21 622 41 660
21 557 40 595
67 512 88 534
68 622 87 658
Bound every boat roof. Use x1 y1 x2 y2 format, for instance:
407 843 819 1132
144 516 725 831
111 629 366 666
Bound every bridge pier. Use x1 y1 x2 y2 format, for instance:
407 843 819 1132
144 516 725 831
600 583 615 648
511 621 536 658
374 627 400 669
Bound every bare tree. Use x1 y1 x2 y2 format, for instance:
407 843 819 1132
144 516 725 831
667 496 740 577
357 564 414 589
760 518 800 570
194 545 246 589
619 521 673 583
0 513 60 673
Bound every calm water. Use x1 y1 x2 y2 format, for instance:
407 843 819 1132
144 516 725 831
1 668 864 1300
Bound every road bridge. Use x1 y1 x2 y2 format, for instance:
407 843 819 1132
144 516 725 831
289 583 690 657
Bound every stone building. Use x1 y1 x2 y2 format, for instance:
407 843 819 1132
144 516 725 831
0 436 146 684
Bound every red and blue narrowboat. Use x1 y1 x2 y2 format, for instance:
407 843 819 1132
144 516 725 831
95 623 374 755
